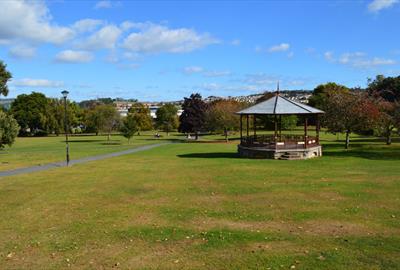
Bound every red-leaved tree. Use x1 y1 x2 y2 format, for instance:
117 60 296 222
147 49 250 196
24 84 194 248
323 91 380 149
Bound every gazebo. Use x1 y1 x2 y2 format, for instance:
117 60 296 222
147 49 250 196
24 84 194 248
236 92 324 160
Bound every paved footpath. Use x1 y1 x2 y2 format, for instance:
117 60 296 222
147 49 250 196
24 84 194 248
0 143 169 178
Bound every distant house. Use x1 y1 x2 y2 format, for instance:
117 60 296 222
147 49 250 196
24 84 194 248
114 101 182 118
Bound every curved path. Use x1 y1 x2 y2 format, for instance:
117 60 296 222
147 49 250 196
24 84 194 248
0 143 169 178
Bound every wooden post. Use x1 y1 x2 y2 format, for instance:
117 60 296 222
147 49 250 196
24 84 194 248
316 114 320 144
253 115 256 138
240 114 243 143
304 116 308 149
246 115 249 138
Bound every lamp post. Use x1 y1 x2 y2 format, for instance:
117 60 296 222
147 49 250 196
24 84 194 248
61 90 70 166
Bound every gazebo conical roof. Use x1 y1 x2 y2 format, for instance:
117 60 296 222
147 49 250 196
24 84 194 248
237 94 324 115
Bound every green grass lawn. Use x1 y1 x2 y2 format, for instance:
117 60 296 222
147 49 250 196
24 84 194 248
0 134 399 269
0 132 178 171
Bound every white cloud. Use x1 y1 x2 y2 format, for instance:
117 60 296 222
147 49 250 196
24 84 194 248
200 83 221 91
94 1 121 9
287 51 294 58
287 80 306 86
231 39 241 46
95 1 111 9
182 66 231 77
324 51 396 68
78 25 122 50
305 47 316 54
255 46 263 53
72 19 103 33
324 51 334 61
183 66 204 74
243 73 280 86
8 45 36 59
123 51 140 61
268 43 290 52
354 57 396 68
120 21 136 31
0 0 74 44
55 50 94 63
116 63 140 70
13 78 64 88
368 0 398 12
122 24 218 54
204 70 232 77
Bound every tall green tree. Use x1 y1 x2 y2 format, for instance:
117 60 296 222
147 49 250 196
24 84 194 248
85 104 120 140
10 92 53 136
0 61 12 97
49 98 82 135
308 82 349 109
368 75 400 102
205 99 246 141
155 103 178 135
179 93 208 139
0 111 19 148
129 103 153 134
120 114 138 143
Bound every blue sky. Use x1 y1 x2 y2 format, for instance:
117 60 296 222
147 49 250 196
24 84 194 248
0 0 399 101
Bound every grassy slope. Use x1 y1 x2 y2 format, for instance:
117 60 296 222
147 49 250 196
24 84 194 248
0 133 176 171
0 135 399 269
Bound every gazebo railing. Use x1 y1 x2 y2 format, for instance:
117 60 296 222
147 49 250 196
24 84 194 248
241 134 319 150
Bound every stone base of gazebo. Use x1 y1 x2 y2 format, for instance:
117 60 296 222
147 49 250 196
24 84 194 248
238 144 322 160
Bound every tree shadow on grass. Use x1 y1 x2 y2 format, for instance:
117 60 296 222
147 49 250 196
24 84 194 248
177 152 240 159
323 150 400 160
68 139 113 143
320 136 400 160
100 142 122 145
142 138 183 143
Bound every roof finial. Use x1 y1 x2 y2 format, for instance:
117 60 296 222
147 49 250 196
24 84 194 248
276 81 280 96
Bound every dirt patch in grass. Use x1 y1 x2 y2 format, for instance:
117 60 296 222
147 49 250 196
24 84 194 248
301 220 373 236
315 191 346 202
245 240 304 254
189 217 395 237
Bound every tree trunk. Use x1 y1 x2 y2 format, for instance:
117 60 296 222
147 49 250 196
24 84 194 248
224 127 228 142
386 134 392 145
108 132 111 141
345 131 350 149
195 131 199 140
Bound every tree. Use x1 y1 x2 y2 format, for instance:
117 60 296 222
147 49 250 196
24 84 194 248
0 111 19 148
205 99 246 141
374 100 400 145
10 92 53 136
155 103 178 135
367 75 400 144
179 93 208 139
308 82 349 109
85 104 120 140
120 114 138 143
258 115 298 131
128 103 153 134
323 91 380 149
0 61 12 97
49 98 82 135
368 75 400 102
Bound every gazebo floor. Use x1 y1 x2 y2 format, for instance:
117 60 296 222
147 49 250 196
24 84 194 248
238 144 322 160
